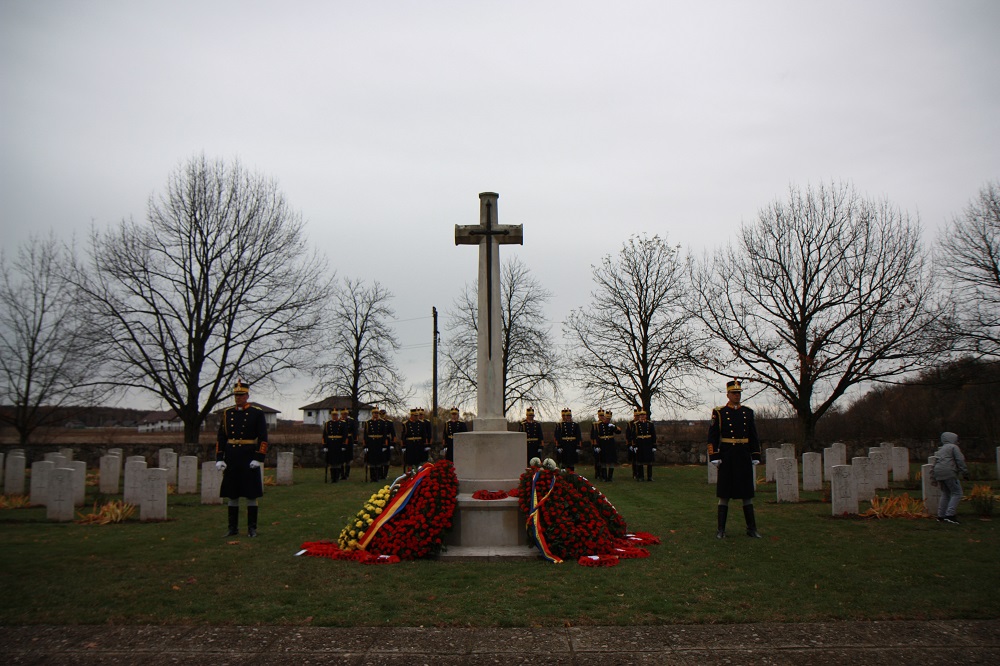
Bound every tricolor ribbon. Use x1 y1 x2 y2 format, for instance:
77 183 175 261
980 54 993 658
526 470 562 563
357 463 431 550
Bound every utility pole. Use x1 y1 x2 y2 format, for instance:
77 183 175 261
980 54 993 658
432 306 439 444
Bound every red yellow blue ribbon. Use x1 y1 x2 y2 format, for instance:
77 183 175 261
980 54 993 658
358 463 430 550
526 470 562 563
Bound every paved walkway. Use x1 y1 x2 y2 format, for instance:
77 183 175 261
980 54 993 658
2 620 998 664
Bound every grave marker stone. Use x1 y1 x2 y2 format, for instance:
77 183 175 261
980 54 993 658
707 458 718 484
802 452 823 491
59 447 74 461
177 456 198 494
46 468 76 522
4 454 26 495
852 456 875 503
831 464 858 515
780 442 795 460
99 455 122 494
765 447 780 482
123 459 147 505
140 468 168 521
921 463 940 517
108 448 123 458
70 460 87 506
201 462 223 505
30 460 55 506
44 452 68 469
276 452 294 485
891 447 909 482
158 449 178 485
868 449 889 490
775 457 799 502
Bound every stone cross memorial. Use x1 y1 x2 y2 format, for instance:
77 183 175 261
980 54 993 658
445 192 534 560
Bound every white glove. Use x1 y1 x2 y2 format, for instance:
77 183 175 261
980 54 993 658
594 447 601 454
752 460 760 466
215 461 227 472
249 460 262 469
322 447 327 453
557 448 563 453
652 448 657 452
710 460 721 466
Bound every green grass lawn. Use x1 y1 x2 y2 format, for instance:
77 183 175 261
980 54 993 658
1 465 997 626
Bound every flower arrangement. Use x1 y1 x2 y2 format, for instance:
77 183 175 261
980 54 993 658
305 459 459 562
969 484 996 516
338 485 392 550
76 500 136 525
518 464 630 563
860 493 926 519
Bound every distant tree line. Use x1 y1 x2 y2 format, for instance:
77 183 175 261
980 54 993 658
2 158 997 448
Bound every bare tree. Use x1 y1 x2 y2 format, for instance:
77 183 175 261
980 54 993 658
563 235 705 417
72 155 332 443
936 180 1000 360
0 235 113 443
689 182 940 448
313 276 408 415
442 257 560 416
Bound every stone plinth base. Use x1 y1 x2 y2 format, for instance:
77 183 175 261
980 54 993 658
445 430 529 558
439 544 540 562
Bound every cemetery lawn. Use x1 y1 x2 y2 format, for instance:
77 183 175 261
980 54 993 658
1 465 997 627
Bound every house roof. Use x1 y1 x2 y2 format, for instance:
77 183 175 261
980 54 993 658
139 410 178 424
299 396 376 411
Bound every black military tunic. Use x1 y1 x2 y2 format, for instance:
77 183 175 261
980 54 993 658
402 419 427 466
364 418 393 468
553 421 582 469
322 418 351 466
520 420 544 463
593 421 620 465
707 403 761 499
216 404 268 499
442 418 468 462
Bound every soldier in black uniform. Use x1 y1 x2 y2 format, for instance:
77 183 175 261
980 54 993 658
216 380 268 537
381 409 395 480
418 407 433 464
520 406 544 464
401 408 427 473
322 409 350 483
626 408 639 480
364 409 391 482
552 408 581 471
442 407 467 462
634 409 657 481
340 408 355 480
707 379 762 539
589 409 605 480
594 409 620 482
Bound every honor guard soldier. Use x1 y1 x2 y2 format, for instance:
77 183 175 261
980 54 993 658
364 408 391 482
419 408 433 463
634 409 657 481
520 406 544 464
626 408 639 480
442 407 467 462
708 379 762 538
402 408 427 473
341 408 355 480
216 380 268 537
552 408 581 471
381 409 395 480
321 409 350 483
594 409 620 482
590 409 605 480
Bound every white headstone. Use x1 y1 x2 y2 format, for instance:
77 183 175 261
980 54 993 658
201 461 223 505
108 448 124 458
852 456 875 502
775 457 799 502
780 442 795 460
59 447 74 461
99 455 122 494
70 460 87 506
30 460 55 506
44 452 68 469
123 459 147 505
4 454 26 495
891 447 910 482
177 456 198 494
831 464 858 515
158 449 178 485
127 455 146 464
765 447 781 482
921 463 941 517
802 452 823 491
140 468 168 521
868 449 889 490
46 467 76 522
707 459 718 484
277 451 294 486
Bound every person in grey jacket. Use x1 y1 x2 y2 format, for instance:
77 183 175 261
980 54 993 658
932 432 969 525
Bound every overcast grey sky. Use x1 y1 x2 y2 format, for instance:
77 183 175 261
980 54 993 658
2 1 998 421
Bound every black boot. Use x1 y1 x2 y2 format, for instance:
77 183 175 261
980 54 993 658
744 504 761 538
716 505 728 539
331 467 340 483
247 506 258 538
646 465 653 481
343 464 350 480
607 468 614 483
226 506 239 537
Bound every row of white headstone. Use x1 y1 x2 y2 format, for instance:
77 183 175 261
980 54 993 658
707 443 1000 517
1 448 296 522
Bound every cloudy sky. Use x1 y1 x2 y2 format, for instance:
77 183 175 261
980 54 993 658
2 1 998 420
